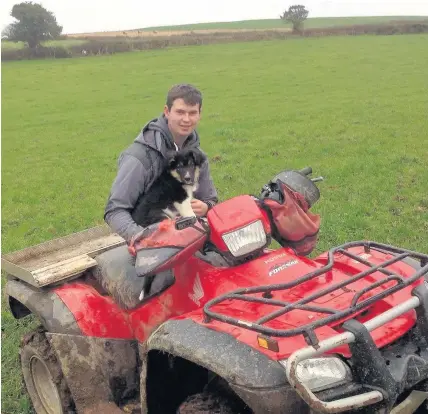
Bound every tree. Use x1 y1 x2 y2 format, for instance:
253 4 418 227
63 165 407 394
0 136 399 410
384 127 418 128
280 5 309 33
4 2 62 49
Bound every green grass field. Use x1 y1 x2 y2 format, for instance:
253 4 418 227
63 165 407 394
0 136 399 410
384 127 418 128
2 33 428 412
140 15 428 31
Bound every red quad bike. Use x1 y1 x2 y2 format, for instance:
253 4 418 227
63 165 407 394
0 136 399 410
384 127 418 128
3 167 428 414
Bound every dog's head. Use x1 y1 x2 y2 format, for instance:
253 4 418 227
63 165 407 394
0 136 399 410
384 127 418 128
167 148 206 186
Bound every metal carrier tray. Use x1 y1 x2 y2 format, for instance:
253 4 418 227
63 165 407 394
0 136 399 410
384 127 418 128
203 241 428 347
1 225 125 288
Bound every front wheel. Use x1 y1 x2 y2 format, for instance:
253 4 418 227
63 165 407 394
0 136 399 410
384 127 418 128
177 391 239 414
20 326 75 414
177 377 252 414
415 380 428 413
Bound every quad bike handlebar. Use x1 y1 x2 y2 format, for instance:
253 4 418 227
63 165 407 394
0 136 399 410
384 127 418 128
298 166 324 183
298 166 313 176
130 166 324 278
171 166 321 234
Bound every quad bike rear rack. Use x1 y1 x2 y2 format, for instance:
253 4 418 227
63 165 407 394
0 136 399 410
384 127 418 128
203 241 428 413
203 241 428 346
1 225 125 288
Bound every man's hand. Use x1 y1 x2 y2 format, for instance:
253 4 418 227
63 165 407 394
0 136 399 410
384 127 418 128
191 199 209 217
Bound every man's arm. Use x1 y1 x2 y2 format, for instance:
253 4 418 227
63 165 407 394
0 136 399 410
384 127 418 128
104 154 148 242
194 157 218 210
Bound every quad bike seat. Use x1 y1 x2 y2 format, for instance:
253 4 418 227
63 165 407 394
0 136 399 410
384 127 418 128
92 245 175 310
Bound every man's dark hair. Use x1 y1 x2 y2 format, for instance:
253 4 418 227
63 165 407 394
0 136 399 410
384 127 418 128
166 84 203 111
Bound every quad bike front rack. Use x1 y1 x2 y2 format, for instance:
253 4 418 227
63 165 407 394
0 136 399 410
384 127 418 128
284 291 428 413
203 241 428 413
203 241 428 346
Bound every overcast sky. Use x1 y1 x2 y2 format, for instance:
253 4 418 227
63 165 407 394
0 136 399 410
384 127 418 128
1 0 427 34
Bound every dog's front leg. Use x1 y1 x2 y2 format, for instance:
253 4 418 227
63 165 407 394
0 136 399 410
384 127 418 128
173 198 196 218
162 208 179 219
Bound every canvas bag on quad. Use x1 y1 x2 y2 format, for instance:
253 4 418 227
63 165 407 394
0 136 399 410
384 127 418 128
259 169 321 256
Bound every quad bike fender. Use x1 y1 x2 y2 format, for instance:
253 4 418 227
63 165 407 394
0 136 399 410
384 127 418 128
144 318 311 413
371 248 427 280
5 279 81 334
146 319 286 387
46 332 139 413
402 256 428 280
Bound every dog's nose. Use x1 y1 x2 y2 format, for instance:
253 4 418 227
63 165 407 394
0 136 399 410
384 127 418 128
184 173 191 183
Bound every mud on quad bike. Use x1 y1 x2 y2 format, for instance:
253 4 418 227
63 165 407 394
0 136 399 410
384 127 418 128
3 167 428 414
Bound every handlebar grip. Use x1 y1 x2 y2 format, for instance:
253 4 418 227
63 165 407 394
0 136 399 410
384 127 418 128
298 167 312 176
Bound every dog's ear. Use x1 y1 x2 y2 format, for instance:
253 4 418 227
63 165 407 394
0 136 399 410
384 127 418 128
166 150 177 166
189 148 206 165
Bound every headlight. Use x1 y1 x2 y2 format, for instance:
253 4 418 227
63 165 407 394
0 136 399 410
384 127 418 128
222 220 266 257
279 357 352 392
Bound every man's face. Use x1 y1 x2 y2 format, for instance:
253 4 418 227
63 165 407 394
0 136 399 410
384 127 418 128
164 98 201 139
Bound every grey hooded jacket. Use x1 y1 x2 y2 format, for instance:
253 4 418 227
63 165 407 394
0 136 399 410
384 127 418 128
104 115 218 242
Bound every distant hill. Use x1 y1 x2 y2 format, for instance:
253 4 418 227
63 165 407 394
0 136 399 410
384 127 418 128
139 16 428 32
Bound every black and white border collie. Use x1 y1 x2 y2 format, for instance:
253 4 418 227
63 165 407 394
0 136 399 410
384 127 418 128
131 147 206 228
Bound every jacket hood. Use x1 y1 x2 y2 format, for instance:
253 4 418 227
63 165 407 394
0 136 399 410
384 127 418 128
134 114 200 156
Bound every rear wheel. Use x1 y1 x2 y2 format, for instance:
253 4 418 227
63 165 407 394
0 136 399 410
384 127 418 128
20 326 75 414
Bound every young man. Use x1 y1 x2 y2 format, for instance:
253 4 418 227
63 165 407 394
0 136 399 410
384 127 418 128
104 84 218 243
